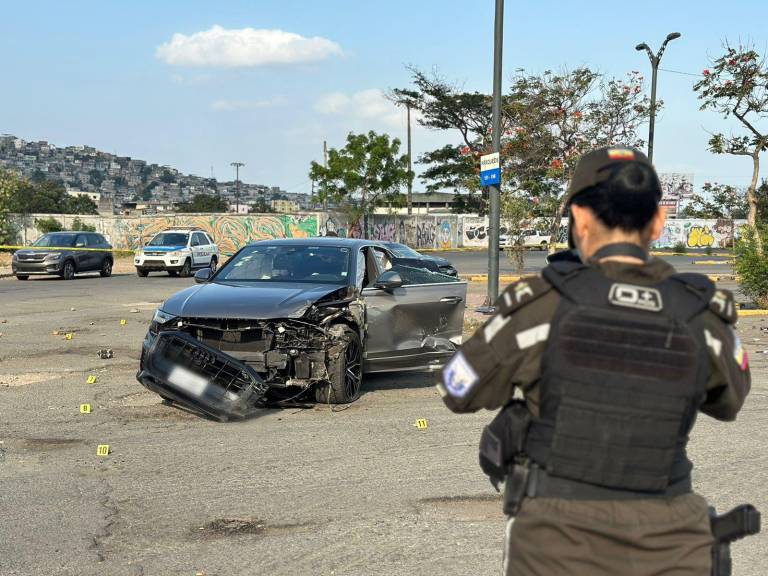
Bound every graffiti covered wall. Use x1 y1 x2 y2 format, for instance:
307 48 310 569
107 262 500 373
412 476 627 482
8 212 747 251
653 219 746 249
10 213 318 253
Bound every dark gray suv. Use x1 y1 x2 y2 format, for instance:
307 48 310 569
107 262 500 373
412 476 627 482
12 232 114 281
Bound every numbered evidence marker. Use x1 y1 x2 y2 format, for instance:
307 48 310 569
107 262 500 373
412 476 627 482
80 403 92 414
86 375 97 384
120 319 127 326
414 418 429 430
96 444 110 456
65 332 73 340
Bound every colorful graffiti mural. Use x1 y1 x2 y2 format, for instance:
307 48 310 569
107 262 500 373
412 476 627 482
653 219 745 249
112 214 317 253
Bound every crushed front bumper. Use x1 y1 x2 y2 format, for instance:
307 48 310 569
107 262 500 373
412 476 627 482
137 331 269 421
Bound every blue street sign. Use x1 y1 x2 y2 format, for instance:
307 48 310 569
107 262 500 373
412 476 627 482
480 152 500 187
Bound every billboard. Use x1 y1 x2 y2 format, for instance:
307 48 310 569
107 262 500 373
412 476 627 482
658 173 694 217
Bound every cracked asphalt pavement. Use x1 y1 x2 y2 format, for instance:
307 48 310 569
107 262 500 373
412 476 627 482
0 269 766 575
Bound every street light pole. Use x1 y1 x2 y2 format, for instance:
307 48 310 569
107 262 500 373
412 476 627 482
230 162 245 213
486 0 504 308
635 32 681 163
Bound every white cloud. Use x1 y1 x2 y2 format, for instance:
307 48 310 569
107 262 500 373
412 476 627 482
314 89 403 127
211 97 285 111
156 25 342 68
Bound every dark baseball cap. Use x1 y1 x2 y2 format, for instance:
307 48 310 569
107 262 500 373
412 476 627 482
565 146 661 205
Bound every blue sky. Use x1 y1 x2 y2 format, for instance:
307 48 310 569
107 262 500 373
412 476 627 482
2 0 767 194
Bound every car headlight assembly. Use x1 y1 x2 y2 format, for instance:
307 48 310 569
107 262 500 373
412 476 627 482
46 252 62 261
150 309 178 334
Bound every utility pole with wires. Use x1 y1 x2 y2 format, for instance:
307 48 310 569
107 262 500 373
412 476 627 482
230 162 245 213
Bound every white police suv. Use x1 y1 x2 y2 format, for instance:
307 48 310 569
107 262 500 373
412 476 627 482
134 227 220 277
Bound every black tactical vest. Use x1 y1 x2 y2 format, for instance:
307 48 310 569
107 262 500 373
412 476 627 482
525 261 714 494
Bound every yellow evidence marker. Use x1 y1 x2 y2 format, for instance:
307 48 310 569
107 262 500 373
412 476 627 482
86 375 97 384
414 418 429 430
120 319 127 326
96 444 110 456
65 333 73 340
80 404 92 414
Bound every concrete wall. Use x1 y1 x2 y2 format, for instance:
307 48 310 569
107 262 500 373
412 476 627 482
7 212 747 251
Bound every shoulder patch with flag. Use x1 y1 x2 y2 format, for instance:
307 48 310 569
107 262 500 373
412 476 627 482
732 328 748 371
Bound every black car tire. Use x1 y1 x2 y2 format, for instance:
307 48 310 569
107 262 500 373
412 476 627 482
136 268 149 277
16 275 29 281
315 326 363 404
100 258 113 277
167 270 178 277
209 257 218 274
61 260 75 280
179 259 192 278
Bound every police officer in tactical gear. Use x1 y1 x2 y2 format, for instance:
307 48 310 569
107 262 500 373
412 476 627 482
438 146 752 576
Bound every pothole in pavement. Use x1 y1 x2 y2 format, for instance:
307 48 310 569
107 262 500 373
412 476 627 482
192 518 314 540
417 494 504 521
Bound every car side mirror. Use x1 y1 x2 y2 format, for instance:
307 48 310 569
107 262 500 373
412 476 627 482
194 268 213 283
374 270 403 290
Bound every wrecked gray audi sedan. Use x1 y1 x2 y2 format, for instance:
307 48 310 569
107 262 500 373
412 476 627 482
137 238 467 420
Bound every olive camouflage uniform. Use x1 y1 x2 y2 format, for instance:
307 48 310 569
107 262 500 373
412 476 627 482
438 258 751 576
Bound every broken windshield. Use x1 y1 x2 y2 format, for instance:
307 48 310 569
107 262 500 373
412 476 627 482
217 245 351 284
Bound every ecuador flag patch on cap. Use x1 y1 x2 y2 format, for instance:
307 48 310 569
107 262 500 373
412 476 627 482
607 148 636 160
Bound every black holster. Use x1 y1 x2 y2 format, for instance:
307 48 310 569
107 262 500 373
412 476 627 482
478 400 531 501
710 505 761 576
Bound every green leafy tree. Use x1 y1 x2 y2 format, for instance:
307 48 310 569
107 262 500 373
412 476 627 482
734 226 768 307
694 42 768 232
309 131 410 237
398 67 652 244
69 217 96 232
680 182 748 219
501 192 533 273
65 195 98 214
0 169 19 244
8 180 97 215
177 193 228 213
34 217 64 234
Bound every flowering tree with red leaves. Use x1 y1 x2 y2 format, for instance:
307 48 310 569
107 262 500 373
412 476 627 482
694 42 768 233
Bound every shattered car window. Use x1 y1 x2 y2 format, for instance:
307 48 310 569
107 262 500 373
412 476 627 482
148 233 189 246
391 263 460 285
218 245 351 284
383 242 422 258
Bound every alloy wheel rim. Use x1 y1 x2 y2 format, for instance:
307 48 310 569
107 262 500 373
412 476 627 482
344 339 362 399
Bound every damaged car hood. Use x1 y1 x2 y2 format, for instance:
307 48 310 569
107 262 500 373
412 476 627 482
161 281 347 320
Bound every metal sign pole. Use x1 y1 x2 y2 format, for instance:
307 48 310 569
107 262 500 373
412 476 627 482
480 0 504 313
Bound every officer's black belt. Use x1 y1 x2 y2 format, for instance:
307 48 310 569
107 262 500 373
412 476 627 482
524 465 692 501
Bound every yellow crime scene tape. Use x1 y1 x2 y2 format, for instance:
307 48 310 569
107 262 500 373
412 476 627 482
0 244 135 254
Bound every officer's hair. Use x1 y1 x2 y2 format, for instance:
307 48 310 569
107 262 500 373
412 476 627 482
570 162 661 232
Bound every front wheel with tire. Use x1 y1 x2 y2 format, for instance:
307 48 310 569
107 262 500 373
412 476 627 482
61 260 75 280
167 270 178 277
315 326 363 404
136 268 148 277
100 258 113 277
16 275 29 281
179 259 192 278
209 257 218 274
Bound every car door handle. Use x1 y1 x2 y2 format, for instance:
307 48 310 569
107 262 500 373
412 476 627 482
440 296 463 304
